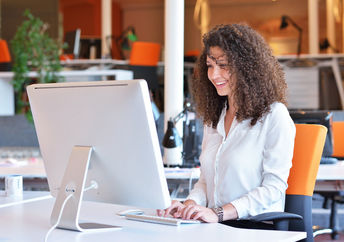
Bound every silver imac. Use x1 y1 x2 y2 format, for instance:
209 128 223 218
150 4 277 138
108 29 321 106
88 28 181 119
27 80 171 232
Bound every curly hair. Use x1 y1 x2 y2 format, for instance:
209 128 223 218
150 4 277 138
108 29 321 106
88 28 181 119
191 24 287 128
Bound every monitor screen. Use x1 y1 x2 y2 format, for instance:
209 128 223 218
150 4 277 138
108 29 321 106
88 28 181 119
27 80 171 213
289 110 333 157
64 29 81 58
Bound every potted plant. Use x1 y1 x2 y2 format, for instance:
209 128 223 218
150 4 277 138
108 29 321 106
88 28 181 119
10 9 64 122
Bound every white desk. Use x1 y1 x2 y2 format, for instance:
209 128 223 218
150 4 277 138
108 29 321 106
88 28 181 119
165 162 344 192
315 161 344 192
0 190 51 208
2 159 343 192
0 197 305 242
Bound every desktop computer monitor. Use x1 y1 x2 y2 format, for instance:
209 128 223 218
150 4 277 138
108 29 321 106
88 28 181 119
289 110 337 164
64 29 81 58
27 80 171 231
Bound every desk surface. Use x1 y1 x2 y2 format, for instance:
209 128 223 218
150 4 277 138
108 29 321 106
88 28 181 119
316 161 344 180
165 162 344 181
0 191 51 208
0 197 305 242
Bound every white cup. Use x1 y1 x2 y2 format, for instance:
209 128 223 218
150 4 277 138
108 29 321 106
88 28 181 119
5 175 23 197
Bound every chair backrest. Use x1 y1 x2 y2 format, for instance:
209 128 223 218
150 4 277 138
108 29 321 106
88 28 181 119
129 41 161 66
332 121 344 157
285 124 327 242
0 39 11 62
129 42 161 91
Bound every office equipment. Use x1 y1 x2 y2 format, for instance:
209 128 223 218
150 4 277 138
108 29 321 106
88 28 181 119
280 15 303 57
0 198 306 242
125 213 201 226
248 124 327 242
162 102 200 167
289 110 337 164
162 114 184 166
320 38 339 53
117 209 144 216
114 26 137 59
27 80 170 232
79 37 101 59
64 29 81 59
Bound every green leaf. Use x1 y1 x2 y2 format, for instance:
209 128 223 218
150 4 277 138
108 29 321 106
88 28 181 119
10 9 65 122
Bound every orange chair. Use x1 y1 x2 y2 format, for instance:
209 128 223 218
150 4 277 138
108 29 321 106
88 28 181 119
128 41 161 91
316 121 344 239
0 39 11 71
129 41 161 66
0 39 11 63
249 124 327 242
129 41 162 111
332 121 344 157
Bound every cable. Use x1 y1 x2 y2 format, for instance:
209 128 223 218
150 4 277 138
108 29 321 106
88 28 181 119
84 180 98 192
44 181 98 242
44 193 73 242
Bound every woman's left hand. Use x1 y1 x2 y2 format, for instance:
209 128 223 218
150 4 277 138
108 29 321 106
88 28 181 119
179 204 218 223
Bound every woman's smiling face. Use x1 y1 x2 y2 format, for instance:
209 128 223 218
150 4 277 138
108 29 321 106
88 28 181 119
206 46 234 97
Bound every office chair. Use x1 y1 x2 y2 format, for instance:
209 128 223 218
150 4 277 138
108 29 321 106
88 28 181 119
0 39 11 71
315 121 344 240
129 41 163 111
247 124 327 242
332 121 344 158
129 41 161 90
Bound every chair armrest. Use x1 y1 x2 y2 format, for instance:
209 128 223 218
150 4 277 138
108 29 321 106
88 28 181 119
248 212 303 231
249 212 303 223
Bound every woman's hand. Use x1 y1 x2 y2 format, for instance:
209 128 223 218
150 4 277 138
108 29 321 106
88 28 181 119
157 200 218 223
156 200 185 217
180 204 218 223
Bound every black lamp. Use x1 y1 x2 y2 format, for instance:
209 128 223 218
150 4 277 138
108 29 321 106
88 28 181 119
162 119 183 148
280 15 303 57
320 38 339 53
162 102 191 166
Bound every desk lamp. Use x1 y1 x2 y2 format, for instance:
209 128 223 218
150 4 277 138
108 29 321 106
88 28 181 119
320 38 339 53
162 102 191 167
280 15 302 57
280 15 316 68
115 26 138 59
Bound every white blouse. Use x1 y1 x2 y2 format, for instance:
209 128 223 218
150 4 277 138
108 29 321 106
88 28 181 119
186 102 296 219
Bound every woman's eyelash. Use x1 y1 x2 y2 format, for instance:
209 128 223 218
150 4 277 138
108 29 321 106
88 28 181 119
218 64 228 69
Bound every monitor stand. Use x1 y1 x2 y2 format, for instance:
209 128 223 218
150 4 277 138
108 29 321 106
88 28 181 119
50 145 121 232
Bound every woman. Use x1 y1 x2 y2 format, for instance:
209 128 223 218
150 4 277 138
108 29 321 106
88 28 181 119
158 24 296 225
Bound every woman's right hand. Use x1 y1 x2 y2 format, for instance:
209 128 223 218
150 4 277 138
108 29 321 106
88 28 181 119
157 199 196 218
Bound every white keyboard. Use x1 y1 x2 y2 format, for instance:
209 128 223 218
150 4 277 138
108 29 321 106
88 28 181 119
125 214 201 226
